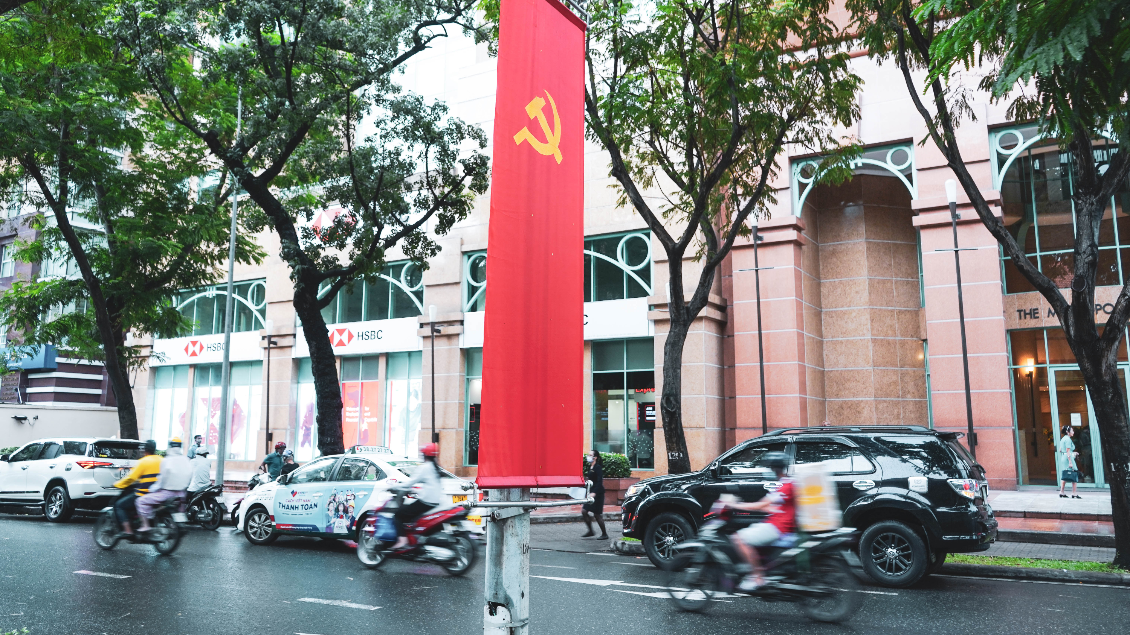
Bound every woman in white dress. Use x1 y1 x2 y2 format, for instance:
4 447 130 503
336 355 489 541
1056 425 1081 499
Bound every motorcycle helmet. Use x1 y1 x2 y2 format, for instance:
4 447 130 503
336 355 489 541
762 451 790 473
420 443 439 458
282 449 294 459
169 437 183 448
275 441 287 451
144 439 158 454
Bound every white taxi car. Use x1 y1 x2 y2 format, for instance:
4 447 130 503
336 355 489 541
237 446 483 545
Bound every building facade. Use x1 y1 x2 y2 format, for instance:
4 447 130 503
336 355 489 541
126 33 1127 492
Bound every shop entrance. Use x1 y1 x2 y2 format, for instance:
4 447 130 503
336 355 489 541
1047 368 1114 487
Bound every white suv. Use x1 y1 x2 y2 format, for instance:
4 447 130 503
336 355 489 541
0 438 148 522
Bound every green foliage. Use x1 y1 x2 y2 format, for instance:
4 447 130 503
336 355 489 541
947 553 1126 573
585 452 631 478
114 0 491 454
0 446 17 455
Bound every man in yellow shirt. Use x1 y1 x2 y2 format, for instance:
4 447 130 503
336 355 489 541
113 440 161 535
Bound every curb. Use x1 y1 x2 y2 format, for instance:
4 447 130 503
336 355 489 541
611 538 644 555
529 512 618 525
939 563 1130 586
998 529 1116 548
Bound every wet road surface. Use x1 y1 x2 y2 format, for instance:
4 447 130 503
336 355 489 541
1 514 1128 635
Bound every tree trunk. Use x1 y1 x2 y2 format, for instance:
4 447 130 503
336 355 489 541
103 327 139 440
661 316 693 474
293 285 344 456
1078 358 1130 568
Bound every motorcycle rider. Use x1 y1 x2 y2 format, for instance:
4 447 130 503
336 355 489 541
260 441 286 479
391 443 443 550
112 440 162 535
279 449 299 477
728 451 796 591
135 437 192 533
188 450 212 494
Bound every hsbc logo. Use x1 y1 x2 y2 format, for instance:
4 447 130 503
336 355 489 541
330 328 354 347
185 340 203 357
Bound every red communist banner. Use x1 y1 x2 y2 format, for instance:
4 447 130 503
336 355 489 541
477 0 586 488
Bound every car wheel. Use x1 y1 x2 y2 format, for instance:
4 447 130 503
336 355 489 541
860 520 928 587
44 485 73 523
925 550 947 575
643 511 694 570
244 507 278 545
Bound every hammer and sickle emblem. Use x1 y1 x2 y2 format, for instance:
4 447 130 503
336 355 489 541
513 90 562 164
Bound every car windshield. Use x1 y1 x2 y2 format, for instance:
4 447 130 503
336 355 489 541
91 441 147 460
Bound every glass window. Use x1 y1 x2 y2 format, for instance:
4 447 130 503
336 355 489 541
465 348 483 465
289 456 337 484
341 355 382 448
190 362 262 460
9 443 43 462
0 243 14 277
718 442 788 476
584 232 652 302
463 252 487 312
294 358 318 462
39 442 63 460
999 132 1130 293
335 457 383 482
793 441 873 474
62 441 88 456
592 339 655 469
173 279 266 336
91 441 146 460
319 261 424 324
873 436 963 478
149 365 190 449
385 351 422 458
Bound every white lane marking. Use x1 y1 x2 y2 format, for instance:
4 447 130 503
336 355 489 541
613 562 651 567
852 589 899 596
531 565 577 570
586 552 618 556
532 575 621 586
74 570 131 579
297 598 380 611
933 574 1130 591
614 589 736 602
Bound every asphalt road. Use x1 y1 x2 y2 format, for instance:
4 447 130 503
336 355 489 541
1 513 1128 635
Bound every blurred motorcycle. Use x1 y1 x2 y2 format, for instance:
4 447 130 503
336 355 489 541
356 486 477 576
93 490 185 555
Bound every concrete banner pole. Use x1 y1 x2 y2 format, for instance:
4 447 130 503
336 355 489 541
484 488 531 635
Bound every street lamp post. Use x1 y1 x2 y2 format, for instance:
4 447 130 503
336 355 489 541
945 179 978 457
215 87 241 485
734 228 775 435
262 319 278 456
429 305 441 444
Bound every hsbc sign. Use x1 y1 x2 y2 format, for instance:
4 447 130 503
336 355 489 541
294 317 419 358
151 331 262 366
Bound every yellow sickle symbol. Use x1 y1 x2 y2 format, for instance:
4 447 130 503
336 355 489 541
513 90 562 164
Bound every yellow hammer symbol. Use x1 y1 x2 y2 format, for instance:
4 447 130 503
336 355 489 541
513 90 562 164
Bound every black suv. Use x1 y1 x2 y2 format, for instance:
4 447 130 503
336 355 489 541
621 426 997 587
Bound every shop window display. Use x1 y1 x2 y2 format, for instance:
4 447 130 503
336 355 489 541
592 339 655 469
148 366 189 450
385 351 422 458
465 348 482 465
190 362 262 461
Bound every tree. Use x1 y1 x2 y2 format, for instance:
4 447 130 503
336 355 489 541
845 0 1130 567
116 0 489 455
582 0 860 472
0 0 262 439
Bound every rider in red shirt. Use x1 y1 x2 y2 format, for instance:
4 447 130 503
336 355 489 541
727 451 794 591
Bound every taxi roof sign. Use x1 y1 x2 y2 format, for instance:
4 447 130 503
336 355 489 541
348 445 394 455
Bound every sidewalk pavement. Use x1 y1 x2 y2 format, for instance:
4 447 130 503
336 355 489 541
988 489 1112 520
531 521 621 554
979 541 1115 563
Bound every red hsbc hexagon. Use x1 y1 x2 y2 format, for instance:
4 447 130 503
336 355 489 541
184 340 204 357
330 328 353 347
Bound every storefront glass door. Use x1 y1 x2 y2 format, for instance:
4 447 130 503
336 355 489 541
1047 368 1116 487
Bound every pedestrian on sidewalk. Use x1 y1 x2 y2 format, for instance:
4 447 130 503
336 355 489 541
1057 425 1081 499
581 451 608 540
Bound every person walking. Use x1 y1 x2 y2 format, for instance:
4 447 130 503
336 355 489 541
581 451 608 539
1057 425 1082 499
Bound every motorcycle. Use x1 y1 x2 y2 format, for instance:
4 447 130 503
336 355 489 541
185 484 227 530
666 498 864 623
356 486 477 576
230 472 272 526
93 490 186 555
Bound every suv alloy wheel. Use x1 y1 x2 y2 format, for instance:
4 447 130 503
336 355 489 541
44 485 73 523
860 520 928 587
644 511 693 569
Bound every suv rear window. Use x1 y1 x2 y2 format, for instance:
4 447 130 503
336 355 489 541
63 441 88 456
874 436 963 478
92 441 146 460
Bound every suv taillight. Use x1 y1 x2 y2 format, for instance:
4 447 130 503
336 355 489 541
947 479 978 500
75 460 114 469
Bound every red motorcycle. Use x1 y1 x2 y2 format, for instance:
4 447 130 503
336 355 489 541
356 486 477 576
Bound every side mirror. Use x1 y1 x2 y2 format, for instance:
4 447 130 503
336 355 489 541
708 464 719 478
279 473 289 485
0 454 9 462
